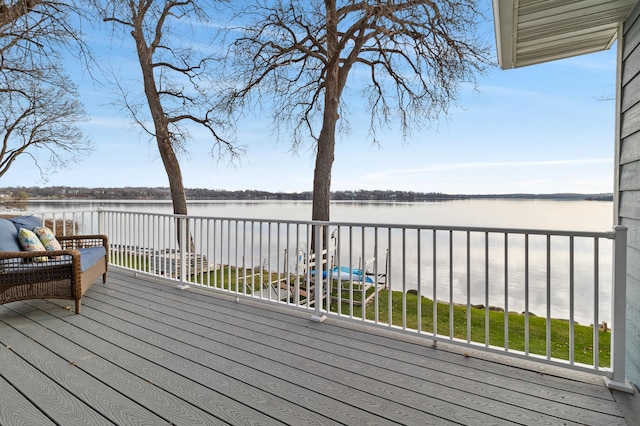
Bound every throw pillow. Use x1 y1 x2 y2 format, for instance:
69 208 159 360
34 226 62 251
9 215 43 233
18 228 48 262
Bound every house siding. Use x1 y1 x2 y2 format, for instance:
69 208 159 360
620 2 640 388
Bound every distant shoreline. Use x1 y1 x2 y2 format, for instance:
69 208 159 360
0 186 613 202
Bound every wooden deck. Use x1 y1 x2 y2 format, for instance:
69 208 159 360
0 268 637 425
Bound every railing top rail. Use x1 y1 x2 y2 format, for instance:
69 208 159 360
93 209 615 239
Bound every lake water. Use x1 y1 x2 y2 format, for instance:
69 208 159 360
8 199 615 325
18 198 614 231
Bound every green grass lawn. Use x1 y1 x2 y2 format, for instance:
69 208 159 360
349 289 610 367
113 254 609 367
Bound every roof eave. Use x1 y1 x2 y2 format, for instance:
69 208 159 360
493 0 516 69
493 0 637 70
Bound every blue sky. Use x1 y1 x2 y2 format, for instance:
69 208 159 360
0 2 617 195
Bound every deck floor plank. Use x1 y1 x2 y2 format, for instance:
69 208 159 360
0 324 113 426
101 276 623 415
100 272 628 425
19 300 313 426
0 268 634 426
79 284 454 425
300 320 622 416
89 278 607 425
2 302 251 426
0 307 170 425
220 295 614 398
0 371 57 426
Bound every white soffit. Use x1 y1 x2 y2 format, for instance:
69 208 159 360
493 0 638 69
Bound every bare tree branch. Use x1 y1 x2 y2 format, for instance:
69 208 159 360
0 1 92 182
93 0 239 220
224 0 491 220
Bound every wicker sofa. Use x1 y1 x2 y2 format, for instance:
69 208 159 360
0 215 108 314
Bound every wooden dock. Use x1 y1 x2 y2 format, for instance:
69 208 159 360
149 251 213 277
0 267 637 425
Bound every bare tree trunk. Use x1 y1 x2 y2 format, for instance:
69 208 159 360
157 134 188 215
311 117 337 256
0 0 42 27
309 0 341 261
312 124 336 222
99 2 238 257
311 0 340 223
132 20 188 215
156 131 195 252
131 19 192 250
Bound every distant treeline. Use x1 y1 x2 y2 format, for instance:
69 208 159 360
0 186 614 202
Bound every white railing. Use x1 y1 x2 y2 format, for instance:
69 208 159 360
32 209 629 389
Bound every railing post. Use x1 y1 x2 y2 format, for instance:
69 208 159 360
310 223 327 322
604 225 633 392
177 216 190 289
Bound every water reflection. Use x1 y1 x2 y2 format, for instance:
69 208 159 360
16 199 614 325
20 199 613 230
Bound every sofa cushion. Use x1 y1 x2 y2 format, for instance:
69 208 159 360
78 246 106 272
1 247 106 275
9 215 43 232
0 218 21 252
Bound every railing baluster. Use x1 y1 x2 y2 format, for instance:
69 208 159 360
293 224 303 305
375 226 381 326
212 219 218 288
546 235 551 360
210 219 215 288
484 231 489 348
285 223 291 305
179 216 187 284
403 227 407 330
432 229 437 339
336 225 342 314
277 222 282 301
466 231 471 343
524 233 530 355
268 222 273 301
361 226 366 322
386 227 391 326
449 230 453 339
504 232 509 351
569 236 575 364
305 224 312 310
594 237 600 369
125 212 129 269
348 226 354 318
227 219 232 291
417 229 422 334
213 219 219 288
259 222 264 299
